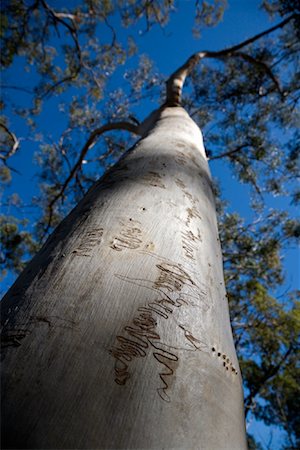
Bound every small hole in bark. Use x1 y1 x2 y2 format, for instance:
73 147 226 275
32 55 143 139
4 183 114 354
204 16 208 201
217 352 221 357
212 347 216 352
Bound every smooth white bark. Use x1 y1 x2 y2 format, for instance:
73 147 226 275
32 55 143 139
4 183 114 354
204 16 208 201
1 107 247 449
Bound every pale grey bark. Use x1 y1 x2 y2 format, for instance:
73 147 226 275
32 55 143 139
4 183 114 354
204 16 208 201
1 106 247 449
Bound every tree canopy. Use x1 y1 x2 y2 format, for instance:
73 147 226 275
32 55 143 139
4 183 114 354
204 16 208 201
1 1 299 448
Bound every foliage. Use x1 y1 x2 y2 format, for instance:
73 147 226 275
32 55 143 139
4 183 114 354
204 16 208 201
1 1 299 447
0 215 38 282
218 205 300 446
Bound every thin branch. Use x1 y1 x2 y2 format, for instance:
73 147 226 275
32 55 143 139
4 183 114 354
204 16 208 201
1 84 33 94
208 144 248 161
40 0 80 53
43 121 140 237
165 14 296 105
39 72 80 98
101 14 116 49
38 0 82 98
211 14 296 56
38 2 116 97
0 159 22 175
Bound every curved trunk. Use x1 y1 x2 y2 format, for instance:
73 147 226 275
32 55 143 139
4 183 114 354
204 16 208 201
1 107 247 449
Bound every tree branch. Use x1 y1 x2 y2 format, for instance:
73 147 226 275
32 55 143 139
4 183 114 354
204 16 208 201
165 14 295 105
210 14 296 56
208 144 248 161
43 121 140 237
0 123 20 160
39 0 82 98
1 84 33 94
232 51 283 95
39 72 81 99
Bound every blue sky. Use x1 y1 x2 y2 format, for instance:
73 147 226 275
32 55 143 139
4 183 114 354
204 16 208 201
1 1 299 447
3 0 298 292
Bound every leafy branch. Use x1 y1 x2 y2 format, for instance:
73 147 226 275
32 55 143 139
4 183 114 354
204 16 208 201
166 14 296 105
244 345 294 417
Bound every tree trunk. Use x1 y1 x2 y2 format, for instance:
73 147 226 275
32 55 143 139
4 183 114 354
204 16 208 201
1 106 247 449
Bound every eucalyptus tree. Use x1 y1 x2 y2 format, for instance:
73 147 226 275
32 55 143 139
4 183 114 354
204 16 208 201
1 1 299 449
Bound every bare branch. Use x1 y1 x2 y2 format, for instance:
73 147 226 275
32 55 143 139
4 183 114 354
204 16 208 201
208 144 248 161
165 14 295 105
101 14 117 49
43 121 140 237
1 84 33 94
213 14 297 56
40 0 79 52
39 71 80 99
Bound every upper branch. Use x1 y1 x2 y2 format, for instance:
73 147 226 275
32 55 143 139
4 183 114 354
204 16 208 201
39 0 82 98
165 14 296 106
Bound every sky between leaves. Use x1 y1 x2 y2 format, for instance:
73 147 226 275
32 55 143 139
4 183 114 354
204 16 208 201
1 0 298 293
1 1 299 448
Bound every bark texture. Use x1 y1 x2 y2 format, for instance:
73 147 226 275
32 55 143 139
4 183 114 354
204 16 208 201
1 106 247 449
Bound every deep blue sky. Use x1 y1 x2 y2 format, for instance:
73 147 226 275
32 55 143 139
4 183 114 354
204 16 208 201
1 1 299 447
3 0 298 292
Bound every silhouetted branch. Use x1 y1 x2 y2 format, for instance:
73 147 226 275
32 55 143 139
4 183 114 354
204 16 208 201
43 121 140 237
166 14 295 105
208 144 248 161
39 0 82 98
1 84 33 94
232 52 283 96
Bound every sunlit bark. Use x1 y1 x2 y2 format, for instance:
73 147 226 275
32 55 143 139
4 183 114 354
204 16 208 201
1 106 246 449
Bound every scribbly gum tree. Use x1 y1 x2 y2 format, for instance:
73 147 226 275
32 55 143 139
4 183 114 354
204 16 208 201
1 2 300 449
1 92 247 448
